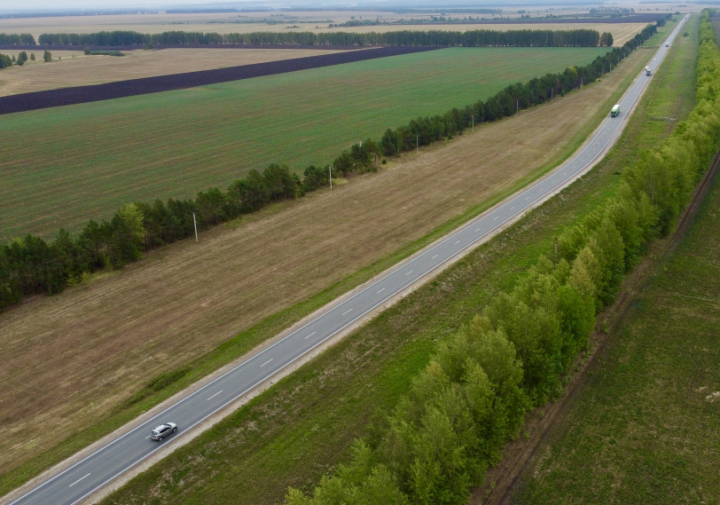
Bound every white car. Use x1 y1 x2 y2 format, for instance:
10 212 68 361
150 422 177 441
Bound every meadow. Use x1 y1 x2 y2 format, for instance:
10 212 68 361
0 46 607 241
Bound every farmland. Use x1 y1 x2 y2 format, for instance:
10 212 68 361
91 17 698 505
0 40 657 496
0 46 608 241
0 9 655 46
0 47 349 97
96 20 694 504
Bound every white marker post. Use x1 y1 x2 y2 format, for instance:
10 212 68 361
192 212 198 242
329 165 333 189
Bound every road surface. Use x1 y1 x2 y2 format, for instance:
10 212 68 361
8 16 687 505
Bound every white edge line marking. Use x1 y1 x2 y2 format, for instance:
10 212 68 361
260 359 273 368
304 331 317 339
13 19 686 505
207 391 223 401
69 474 90 488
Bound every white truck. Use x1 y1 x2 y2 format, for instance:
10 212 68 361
646 66 652 76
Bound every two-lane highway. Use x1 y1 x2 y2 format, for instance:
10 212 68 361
8 16 687 505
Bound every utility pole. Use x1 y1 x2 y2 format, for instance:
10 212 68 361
192 212 198 242
329 165 332 189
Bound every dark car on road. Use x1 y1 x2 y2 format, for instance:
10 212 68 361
150 422 177 441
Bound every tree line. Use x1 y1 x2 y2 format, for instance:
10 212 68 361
0 21 660 312
0 33 35 45
285 12 720 505
0 50 53 69
34 28 610 47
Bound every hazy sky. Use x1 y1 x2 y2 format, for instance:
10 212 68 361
0 0 286 10
0 0 597 12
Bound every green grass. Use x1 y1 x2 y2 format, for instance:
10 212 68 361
514 124 720 505
96 19 695 505
0 47 608 241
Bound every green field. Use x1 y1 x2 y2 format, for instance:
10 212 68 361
0 47 607 241
96 26 689 505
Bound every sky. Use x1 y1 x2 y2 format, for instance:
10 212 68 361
0 0 251 9
0 0 595 13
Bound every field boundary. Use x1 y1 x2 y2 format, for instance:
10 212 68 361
0 46 435 114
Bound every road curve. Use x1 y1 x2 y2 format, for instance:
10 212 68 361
7 16 687 505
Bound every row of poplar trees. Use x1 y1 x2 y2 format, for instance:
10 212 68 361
285 12 720 505
34 28 610 48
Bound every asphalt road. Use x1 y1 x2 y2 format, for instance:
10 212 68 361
8 16 687 505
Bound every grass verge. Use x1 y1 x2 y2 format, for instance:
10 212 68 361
90 17 694 505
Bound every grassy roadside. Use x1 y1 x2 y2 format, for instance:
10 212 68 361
93 17 695 505
0 20 679 500
513 117 719 505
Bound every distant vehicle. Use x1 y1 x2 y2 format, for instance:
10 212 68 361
150 422 177 441
666 43 670 47
611 104 620 118
646 66 652 76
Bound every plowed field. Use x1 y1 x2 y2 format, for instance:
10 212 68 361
0 48 349 97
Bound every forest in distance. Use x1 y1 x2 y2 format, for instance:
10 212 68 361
0 28 619 48
0 21 663 313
